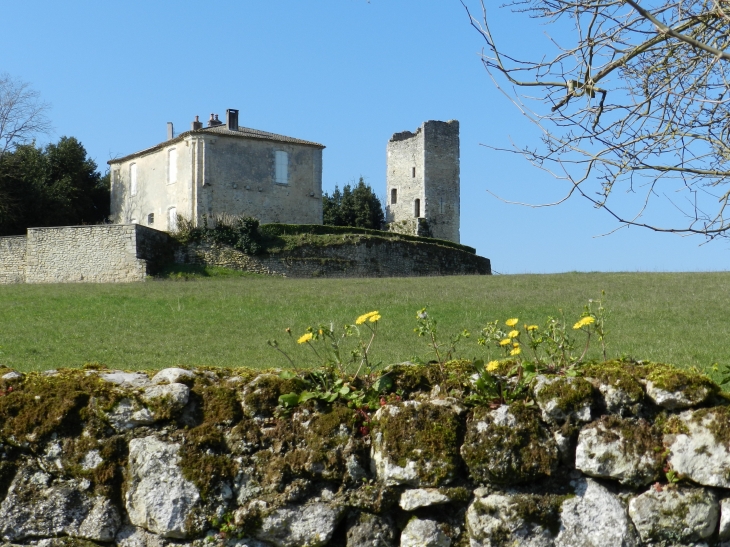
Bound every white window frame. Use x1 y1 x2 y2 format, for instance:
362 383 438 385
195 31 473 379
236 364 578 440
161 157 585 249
275 150 288 184
130 163 138 196
168 148 177 185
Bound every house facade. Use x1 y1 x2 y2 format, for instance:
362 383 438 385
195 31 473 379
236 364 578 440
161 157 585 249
109 109 325 231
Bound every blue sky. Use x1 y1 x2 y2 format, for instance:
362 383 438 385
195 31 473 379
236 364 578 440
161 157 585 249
2 0 727 273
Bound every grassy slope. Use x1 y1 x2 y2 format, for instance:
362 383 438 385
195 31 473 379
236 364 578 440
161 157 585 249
1 272 728 379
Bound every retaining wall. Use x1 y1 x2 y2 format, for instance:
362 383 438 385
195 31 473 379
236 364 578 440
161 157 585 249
175 235 491 277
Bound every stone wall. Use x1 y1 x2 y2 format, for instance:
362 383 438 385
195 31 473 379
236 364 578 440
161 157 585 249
0 360 729 546
0 225 174 285
0 236 26 284
175 234 491 277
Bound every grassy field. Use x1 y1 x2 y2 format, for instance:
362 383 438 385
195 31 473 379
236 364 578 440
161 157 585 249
1 271 729 380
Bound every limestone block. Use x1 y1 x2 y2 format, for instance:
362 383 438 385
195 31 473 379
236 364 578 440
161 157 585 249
575 416 662 486
105 398 155 431
461 403 558 485
556 477 638 547
125 436 200 538
100 370 151 388
399 488 451 511
152 367 196 385
665 408 730 488
254 503 344 547
465 491 555 547
142 383 190 413
628 486 718 544
400 518 451 547
0 462 121 542
533 375 594 425
370 401 461 487
345 512 397 547
721 498 730 540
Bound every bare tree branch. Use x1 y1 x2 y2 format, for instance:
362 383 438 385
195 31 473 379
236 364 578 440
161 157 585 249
0 73 52 156
462 0 730 239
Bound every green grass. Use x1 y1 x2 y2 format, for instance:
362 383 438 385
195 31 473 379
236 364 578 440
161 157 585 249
1 272 728 381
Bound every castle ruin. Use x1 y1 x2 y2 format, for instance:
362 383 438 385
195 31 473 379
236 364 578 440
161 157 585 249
385 120 460 243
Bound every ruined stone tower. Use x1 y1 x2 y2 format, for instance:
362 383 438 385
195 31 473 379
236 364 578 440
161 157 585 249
385 120 460 243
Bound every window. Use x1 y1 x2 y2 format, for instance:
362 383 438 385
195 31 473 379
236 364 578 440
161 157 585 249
168 207 177 231
412 167 416 178
391 188 398 205
414 199 421 218
275 151 288 184
112 169 119 185
168 149 177 184
130 164 137 196
147 213 154 225
440 199 445 214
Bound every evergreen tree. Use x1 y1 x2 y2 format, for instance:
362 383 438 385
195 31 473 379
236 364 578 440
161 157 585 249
322 177 384 230
0 137 110 235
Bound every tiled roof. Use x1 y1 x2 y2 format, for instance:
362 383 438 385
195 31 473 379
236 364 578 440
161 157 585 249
198 125 324 147
108 125 324 165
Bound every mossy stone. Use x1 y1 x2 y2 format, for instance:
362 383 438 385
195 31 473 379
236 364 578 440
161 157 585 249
373 401 462 487
461 402 559 485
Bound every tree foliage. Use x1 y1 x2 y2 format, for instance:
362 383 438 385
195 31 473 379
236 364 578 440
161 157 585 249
322 177 385 230
464 0 730 240
0 137 110 235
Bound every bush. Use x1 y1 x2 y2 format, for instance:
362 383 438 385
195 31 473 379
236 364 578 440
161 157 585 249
172 215 262 255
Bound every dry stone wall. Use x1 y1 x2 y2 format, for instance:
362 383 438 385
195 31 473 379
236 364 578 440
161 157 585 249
175 236 491 278
0 225 173 285
0 236 26 284
0 360 729 547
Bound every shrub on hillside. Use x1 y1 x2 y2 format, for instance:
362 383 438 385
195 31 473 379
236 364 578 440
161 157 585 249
173 214 262 255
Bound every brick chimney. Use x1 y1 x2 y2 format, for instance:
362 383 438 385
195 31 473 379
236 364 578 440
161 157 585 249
191 115 203 131
226 109 239 131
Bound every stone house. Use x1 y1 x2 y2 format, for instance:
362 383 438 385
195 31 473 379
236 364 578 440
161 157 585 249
109 109 325 231
385 120 460 243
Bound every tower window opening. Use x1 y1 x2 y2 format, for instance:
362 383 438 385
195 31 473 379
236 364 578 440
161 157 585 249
414 199 420 218
412 167 416 178
147 213 154 225
391 188 397 205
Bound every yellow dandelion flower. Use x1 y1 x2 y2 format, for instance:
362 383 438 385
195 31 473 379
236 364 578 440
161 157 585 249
505 318 519 327
510 347 522 356
486 360 500 372
499 339 511 346
526 325 538 331
356 311 379 325
369 314 381 323
573 316 596 330
508 330 520 339
513 342 520 348
297 332 313 344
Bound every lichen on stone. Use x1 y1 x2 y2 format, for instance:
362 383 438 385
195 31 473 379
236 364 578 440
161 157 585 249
461 402 559 485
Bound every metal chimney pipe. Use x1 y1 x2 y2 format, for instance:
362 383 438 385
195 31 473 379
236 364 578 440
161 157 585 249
167 122 174 140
